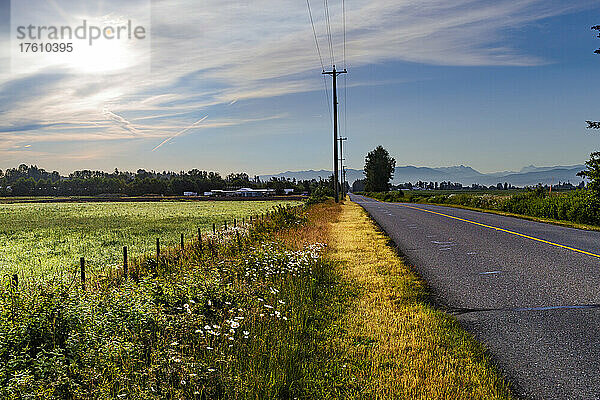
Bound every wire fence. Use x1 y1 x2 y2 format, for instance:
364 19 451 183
3 204 305 294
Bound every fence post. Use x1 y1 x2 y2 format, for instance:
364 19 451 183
234 218 236 228
198 228 203 253
236 231 241 250
212 223 216 234
11 274 17 290
123 246 128 278
156 238 160 264
224 220 227 230
80 257 86 290
181 233 185 250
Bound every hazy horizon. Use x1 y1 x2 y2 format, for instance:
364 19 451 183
0 160 587 178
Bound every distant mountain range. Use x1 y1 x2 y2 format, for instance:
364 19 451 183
260 164 587 187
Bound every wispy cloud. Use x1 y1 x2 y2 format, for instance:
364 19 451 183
103 108 140 135
0 0 596 163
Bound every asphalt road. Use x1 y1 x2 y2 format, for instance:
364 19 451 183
349 194 600 400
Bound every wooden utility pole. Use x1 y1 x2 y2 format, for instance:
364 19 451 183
339 136 347 199
342 164 347 198
323 65 347 203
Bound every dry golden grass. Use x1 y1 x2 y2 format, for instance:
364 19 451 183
328 200 513 399
275 201 342 249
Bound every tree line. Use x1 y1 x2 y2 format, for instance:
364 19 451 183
0 164 336 197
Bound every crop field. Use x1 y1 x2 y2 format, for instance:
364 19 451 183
0 200 300 280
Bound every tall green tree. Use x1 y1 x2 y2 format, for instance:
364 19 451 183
364 145 396 192
586 25 600 129
581 26 600 197
578 152 600 196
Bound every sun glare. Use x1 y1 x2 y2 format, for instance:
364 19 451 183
69 27 139 73
11 7 150 75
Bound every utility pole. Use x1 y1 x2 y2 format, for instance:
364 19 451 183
338 136 347 199
342 165 347 197
323 65 347 202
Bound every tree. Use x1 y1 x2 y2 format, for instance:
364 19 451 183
578 152 600 196
352 178 366 192
364 145 396 192
586 25 600 129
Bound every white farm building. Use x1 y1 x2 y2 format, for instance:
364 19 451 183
203 188 276 197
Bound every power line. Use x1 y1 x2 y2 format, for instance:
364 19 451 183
306 0 333 125
340 0 348 183
342 0 346 68
306 0 325 71
322 76 332 126
343 73 347 139
323 0 335 66
341 0 348 167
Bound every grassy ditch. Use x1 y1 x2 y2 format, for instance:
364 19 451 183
327 200 513 399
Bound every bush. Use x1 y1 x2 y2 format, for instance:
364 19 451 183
361 190 404 202
305 186 333 206
500 189 600 225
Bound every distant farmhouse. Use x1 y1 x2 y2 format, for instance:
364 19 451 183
203 188 277 197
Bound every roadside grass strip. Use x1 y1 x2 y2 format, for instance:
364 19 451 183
329 200 513 399
0 205 352 398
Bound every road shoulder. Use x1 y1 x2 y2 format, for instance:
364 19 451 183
327 200 513 398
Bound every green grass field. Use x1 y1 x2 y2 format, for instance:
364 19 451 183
0 200 299 280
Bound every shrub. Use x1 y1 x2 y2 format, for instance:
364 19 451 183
305 186 332 206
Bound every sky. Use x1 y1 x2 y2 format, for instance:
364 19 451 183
0 0 599 176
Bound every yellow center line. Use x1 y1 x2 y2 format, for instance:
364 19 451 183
395 203 600 260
